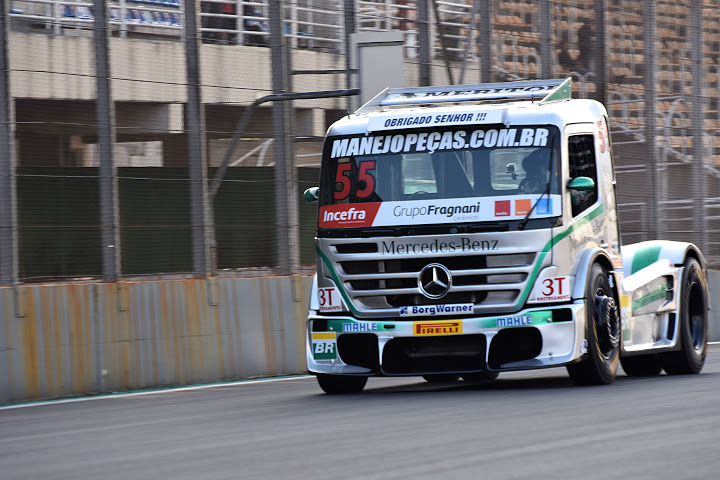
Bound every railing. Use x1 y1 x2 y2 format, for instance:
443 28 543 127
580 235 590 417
9 0 345 48
10 0 183 38
5 0 532 70
8 0 483 58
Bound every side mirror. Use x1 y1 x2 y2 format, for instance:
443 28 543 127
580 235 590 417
506 162 517 180
303 186 319 203
567 176 595 192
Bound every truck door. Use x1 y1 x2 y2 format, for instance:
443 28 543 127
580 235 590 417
563 122 620 264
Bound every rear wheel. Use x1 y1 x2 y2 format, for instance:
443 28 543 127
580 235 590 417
621 354 662 377
567 263 620 385
661 257 708 375
316 374 368 394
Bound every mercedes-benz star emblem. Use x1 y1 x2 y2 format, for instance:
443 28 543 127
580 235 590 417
418 263 452 299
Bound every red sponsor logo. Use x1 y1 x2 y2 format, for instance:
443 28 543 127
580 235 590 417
495 200 511 217
319 203 381 228
515 199 531 216
414 320 462 336
534 277 570 302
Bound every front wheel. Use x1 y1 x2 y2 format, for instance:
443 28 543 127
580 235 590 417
316 374 368 394
661 257 708 374
567 263 620 385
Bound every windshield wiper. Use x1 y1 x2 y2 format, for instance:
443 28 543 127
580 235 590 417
518 180 552 230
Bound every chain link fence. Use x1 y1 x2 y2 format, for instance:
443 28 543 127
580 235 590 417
1 0 719 285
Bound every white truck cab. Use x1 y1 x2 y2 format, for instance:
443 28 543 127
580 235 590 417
304 78 709 393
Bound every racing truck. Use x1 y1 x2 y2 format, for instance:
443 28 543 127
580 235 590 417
303 78 709 393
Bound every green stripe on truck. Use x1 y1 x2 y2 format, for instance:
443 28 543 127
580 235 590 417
630 244 663 274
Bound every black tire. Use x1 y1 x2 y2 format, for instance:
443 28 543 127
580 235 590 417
316 374 368 394
621 354 662 377
461 371 500 381
422 374 460 383
567 263 620 385
661 257 708 375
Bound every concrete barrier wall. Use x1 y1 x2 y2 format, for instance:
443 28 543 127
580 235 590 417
0 276 312 404
2 271 719 404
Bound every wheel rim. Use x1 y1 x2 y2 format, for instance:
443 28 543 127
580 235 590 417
594 286 620 358
688 280 706 351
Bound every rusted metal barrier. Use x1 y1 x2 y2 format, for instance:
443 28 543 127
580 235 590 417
0 275 311 404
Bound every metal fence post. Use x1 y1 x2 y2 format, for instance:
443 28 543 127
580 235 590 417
691 1 706 253
94 0 120 281
185 0 212 276
344 0 355 112
458 0 479 85
643 0 660 240
593 0 607 105
417 0 431 86
269 0 299 275
479 0 492 83
539 0 551 79
0 0 16 286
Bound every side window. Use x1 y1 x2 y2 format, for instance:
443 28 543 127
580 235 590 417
568 135 598 216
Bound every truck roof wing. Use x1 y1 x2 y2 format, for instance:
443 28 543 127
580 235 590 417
356 78 572 114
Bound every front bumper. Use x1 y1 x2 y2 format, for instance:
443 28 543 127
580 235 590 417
307 303 588 376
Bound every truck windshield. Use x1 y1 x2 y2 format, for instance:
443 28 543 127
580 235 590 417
319 125 561 229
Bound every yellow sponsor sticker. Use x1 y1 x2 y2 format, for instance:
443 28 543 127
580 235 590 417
312 332 336 340
413 320 462 336
620 295 631 308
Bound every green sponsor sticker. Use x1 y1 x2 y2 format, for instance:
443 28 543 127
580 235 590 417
312 332 337 360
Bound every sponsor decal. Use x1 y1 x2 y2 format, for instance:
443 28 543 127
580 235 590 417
619 295 631 326
496 316 533 327
580 339 588 355
311 332 337 360
495 200 511 217
381 114 434 128
329 128 550 158
381 238 498 255
318 286 343 312
536 198 551 215
342 322 378 332
368 111 503 131
320 195 561 229
380 83 558 105
319 203 381 228
515 199 532 216
393 202 482 219
620 295 631 309
399 303 473 317
514 198 551 217
530 276 571 303
413 320 462 336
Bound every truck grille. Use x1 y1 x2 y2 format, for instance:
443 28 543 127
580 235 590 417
322 239 538 317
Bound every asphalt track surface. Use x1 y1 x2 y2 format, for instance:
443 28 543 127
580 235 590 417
3 346 720 479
